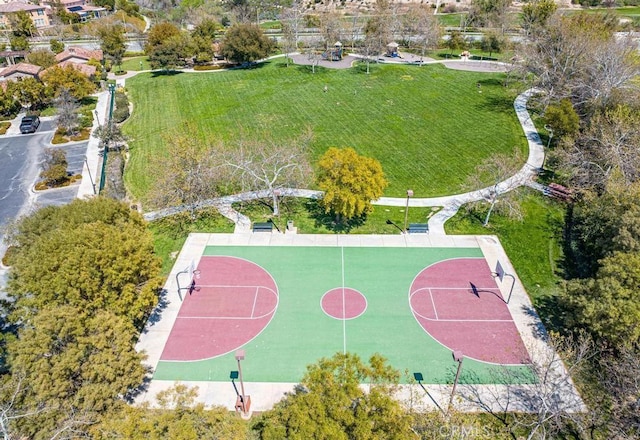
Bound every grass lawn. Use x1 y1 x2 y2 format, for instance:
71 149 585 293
233 198 439 234
445 188 565 310
124 61 526 202
148 208 235 275
120 56 151 72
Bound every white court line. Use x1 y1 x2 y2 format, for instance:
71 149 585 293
428 288 439 320
415 286 500 291
195 284 273 290
250 286 259 318
423 317 514 323
341 246 346 355
177 316 260 320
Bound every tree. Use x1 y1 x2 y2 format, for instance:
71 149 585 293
148 131 224 214
54 88 80 136
40 65 96 100
319 11 343 51
5 198 162 329
0 87 20 117
6 77 47 110
8 11 35 37
403 5 441 61
148 33 194 70
40 148 68 187
597 345 640 437
25 49 57 68
280 0 304 66
221 23 274 64
255 352 416 439
94 384 249 439
518 13 639 109
560 105 640 190
461 334 593 440
191 19 219 64
223 130 313 216
446 30 467 55
480 30 507 58
96 23 127 73
463 151 524 226
224 0 253 23
565 180 640 278
521 0 557 36
361 0 392 72
317 147 388 222
469 0 512 33
543 99 579 140
562 251 640 348
146 22 181 50
93 0 115 11
49 39 65 54
7 306 146 437
9 35 28 51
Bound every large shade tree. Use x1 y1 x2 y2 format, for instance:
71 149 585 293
221 23 274 64
317 147 388 222
40 65 96 100
5 198 162 329
255 352 416 439
7 306 146 437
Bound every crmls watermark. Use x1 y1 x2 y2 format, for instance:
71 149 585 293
435 425 494 439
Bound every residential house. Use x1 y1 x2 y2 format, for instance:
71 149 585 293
44 0 106 21
0 62 41 82
46 60 97 78
0 1 51 29
55 47 103 64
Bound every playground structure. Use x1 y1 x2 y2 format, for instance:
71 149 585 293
386 42 400 58
322 41 343 61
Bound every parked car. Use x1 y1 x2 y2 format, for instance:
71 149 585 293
20 116 40 134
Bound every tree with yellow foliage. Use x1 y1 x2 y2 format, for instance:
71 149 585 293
317 147 388 222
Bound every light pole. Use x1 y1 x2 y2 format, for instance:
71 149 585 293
235 350 250 415
404 189 414 233
543 125 553 171
448 350 464 413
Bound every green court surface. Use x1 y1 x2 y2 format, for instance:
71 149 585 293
153 245 534 384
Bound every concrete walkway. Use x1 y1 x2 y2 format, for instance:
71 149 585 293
77 90 109 199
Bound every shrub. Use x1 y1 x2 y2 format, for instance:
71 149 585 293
544 99 580 139
193 64 224 71
113 91 130 123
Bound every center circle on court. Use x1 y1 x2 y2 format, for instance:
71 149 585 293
321 288 367 320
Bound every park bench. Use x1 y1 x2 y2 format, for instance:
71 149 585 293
545 183 572 201
408 223 429 234
252 222 273 233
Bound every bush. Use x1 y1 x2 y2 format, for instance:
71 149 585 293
193 64 224 71
113 91 130 123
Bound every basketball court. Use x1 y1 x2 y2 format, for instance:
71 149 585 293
135 232 568 411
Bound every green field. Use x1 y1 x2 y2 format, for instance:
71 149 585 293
123 61 526 202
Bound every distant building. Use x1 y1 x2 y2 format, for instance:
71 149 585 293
0 1 51 29
0 62 42 82
43 0 106 21
55 47 104 64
